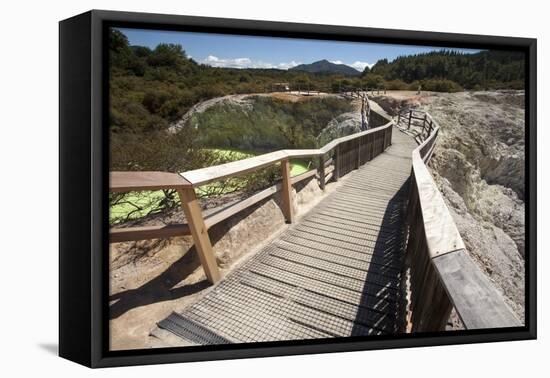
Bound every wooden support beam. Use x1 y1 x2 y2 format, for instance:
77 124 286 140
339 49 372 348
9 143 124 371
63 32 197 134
280 159 294 223
110 224 190 243
177 188 221 284
318 156 326 190
333 146 340 182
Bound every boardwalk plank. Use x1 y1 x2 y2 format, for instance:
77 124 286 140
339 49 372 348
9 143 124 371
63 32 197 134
158 127 418 344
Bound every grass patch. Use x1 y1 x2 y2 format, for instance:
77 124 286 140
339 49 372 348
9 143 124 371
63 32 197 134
290 159 311 176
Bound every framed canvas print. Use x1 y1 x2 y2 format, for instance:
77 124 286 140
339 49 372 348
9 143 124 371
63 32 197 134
59 10 536 368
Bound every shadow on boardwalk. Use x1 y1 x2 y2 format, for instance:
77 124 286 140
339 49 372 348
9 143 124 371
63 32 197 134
351 179 410 335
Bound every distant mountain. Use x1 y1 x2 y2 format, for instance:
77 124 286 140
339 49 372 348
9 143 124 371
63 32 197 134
290 59 361 76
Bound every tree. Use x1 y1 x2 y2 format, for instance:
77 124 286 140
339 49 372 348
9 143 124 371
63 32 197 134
295 74 311 91
363 74 384 88
366 50 524 90
146 43 187 68
370 59 389 77
109 29 133 70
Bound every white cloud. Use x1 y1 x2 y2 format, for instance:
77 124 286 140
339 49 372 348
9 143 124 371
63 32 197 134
330 59 375 72
277 60 301 69
201 55 301 70
350 61 374 71
205 55 220 62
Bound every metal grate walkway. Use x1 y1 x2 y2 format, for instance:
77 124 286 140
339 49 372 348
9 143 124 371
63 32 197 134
159 127 418 344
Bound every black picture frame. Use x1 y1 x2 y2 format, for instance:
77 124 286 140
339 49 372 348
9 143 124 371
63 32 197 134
59 9 537 368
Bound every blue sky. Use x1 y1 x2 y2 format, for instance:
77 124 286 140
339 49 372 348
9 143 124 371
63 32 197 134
117 28 480 72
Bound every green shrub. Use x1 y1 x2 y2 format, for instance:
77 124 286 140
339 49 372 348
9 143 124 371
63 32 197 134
142 89 171 114
414 79 463 92
362 73 385 88
384 79 408 90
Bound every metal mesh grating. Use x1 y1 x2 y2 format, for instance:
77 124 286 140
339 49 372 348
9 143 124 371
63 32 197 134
157 128 419 345
158 313 232 345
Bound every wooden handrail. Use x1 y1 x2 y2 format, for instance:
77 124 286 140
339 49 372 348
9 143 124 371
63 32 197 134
110 103 394 284
411 130 465 259
109 166 321 243
110 171 192 192
180 118 392 187
405 110 521 330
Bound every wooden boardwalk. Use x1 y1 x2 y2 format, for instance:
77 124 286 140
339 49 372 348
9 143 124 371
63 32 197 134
159 128 419 344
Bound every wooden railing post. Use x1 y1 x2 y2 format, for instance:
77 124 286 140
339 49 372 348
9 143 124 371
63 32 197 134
177 188 221 284
280 158 294 223
361 98 366 130
357 137 361 169
408 110 413 130
333 146 340 182
318 156 326 190
422 114 428 139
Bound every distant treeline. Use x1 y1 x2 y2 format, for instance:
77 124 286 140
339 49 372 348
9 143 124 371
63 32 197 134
362 49 525 92
110 28 524 138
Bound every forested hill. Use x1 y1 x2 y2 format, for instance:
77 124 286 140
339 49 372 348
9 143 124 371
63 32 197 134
364 50 525 90
109 28 525 138
290 60 361 76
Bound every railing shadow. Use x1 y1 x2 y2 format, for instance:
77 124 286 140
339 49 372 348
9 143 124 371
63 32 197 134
109 176 321 320
109 245 210 320
350 180 410 335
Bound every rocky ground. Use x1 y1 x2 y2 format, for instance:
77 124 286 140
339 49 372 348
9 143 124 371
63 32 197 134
373 90 526 322
169 91 343 133
169 94 253 133
317 98 364 145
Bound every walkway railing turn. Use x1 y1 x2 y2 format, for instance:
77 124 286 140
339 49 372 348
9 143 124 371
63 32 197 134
109 98 521 332
401 109 521 330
